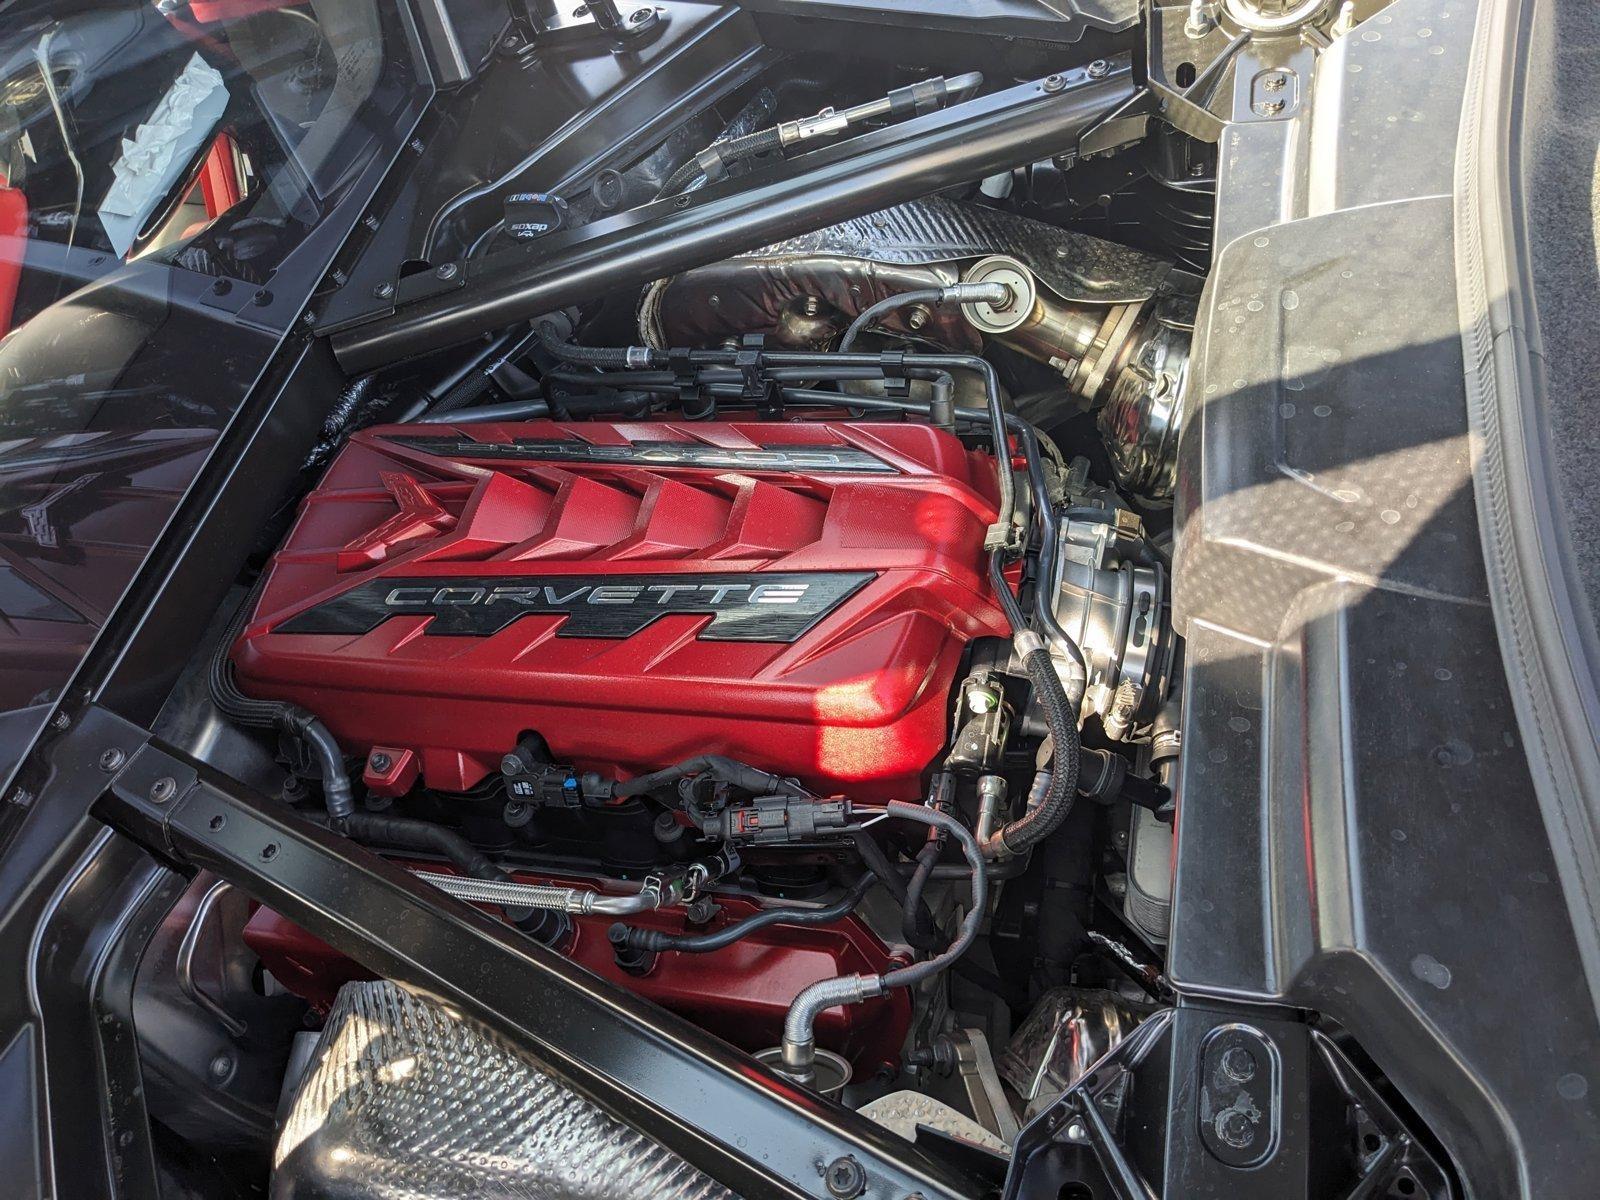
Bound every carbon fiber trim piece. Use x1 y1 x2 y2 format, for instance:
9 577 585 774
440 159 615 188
276 981 740 1200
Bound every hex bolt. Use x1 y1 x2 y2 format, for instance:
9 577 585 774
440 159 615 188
801 295 821 317
906 305 931 331
98 748 126 773
373 282 395 300
1185 0 1215 37
1221 1045 1257 1083
1086 59 1110 78
50 712 69 731
369 752 392 773
823 1156 866 1200
1215 1108 1255 1149
148 776 177 805
629 6 650 21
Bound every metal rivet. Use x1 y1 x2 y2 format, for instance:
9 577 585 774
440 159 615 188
98 748 126 773
149 777 177 804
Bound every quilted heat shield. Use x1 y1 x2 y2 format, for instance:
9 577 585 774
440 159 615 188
274 980 738 1200
231 420 1007 797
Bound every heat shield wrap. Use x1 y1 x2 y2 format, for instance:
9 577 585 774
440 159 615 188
273 980 740 1200
643 196 1179 350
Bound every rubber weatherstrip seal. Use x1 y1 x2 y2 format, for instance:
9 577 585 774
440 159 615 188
1454 0 1600 1017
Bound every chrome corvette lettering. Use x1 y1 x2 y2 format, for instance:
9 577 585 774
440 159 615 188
282 573 869 642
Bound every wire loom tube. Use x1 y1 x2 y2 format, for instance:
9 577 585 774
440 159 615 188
207 583 355 821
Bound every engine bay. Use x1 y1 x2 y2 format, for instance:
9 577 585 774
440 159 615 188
19 2 1469 1196
221 80 1196 1138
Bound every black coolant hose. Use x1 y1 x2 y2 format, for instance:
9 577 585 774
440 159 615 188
327 813 569 944
1003 633 1082 859
339 812 502 882
208 585 355 822
537 320 657 370
657 125 784 198
614 755 806 800
610 873 874 954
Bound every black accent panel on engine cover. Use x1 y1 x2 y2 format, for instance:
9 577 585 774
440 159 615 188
279 572 875 641
382 435 899 474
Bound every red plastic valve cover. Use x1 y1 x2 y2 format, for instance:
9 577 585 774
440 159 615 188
231 420 1008 798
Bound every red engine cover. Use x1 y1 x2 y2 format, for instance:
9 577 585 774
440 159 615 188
232 420 1007 797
